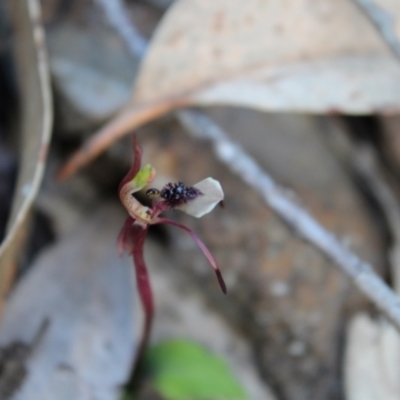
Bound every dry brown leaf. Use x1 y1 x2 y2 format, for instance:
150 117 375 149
0 0 53 304
0 204 137 400
58 0 400 179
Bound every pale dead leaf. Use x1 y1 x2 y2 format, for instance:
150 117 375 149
133 0 400 113
0 204 138 400
58 0 400 179
345 314 400 400
0 0 53 303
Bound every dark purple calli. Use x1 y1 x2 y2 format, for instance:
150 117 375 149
118 136 226 351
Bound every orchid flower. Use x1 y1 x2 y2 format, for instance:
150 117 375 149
118 136 226 350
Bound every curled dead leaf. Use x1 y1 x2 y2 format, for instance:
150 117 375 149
0 0 53 308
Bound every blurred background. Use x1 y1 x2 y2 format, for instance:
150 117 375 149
1 0 400 399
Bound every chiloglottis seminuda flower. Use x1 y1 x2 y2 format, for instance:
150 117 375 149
118 135 226 350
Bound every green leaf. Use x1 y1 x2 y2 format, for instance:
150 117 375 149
144 339 247 400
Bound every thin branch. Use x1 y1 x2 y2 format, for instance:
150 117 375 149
351 143 400 293
94 0 147 58
352 0 400 62
98 0 400 329
326 124 400 293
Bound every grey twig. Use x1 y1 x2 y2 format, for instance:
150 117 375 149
352 143 400 293
352 0 400 61
97 0 400 329
95 0 147 58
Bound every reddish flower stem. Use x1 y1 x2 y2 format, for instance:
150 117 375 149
132 226 153 355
